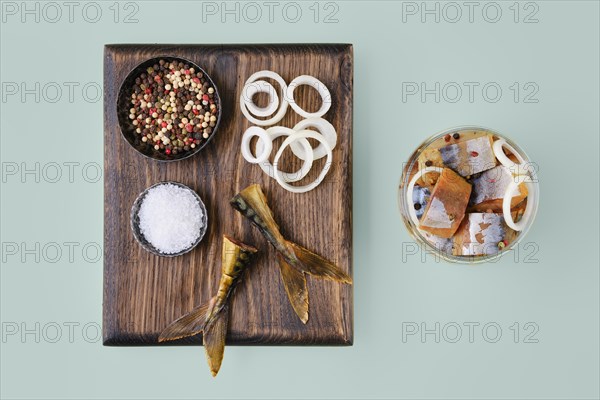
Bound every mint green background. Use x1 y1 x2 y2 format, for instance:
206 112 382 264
1 1 599 399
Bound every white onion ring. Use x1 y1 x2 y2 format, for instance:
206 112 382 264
273 130 332 193
240 71 288 126
494 138 536 231
503 175 535 232
290 118 337 161
493 139 526 172
241 80 279 117
406 167 445 227
286 75 332 119
256 126 314 183
241 126 272 164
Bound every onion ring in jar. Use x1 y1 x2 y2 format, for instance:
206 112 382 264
240 71 289 126
286 75 332 119
493 139 526 172
256 126 314 183
503 174 535 232
241 126 272 164
273 130 333 193
290 118 337 161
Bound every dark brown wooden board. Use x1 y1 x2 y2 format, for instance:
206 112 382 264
103 44 353 346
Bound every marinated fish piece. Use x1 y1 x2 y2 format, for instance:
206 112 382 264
469 165 528 212
420 230 453 254
417 134 496 184
158 235 258 377
512 197 528 215
419 168 472 238
452 213 518 256
230 184 352 324
412 185 431 219
439 135 496 176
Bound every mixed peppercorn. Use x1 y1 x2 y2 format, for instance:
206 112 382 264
444 132 461 142
128 59 218 155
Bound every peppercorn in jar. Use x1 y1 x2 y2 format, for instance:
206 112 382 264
128 59 219 156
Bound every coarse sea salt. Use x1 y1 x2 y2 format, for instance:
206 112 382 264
138 184 204 254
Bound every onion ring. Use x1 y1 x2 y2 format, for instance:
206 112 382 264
241 126 272 164
286 75 332 119
256 126 314 183
273 130 332 193
290 118 337 161
493 139 537 231
241 80 279 117
493 139 526 172
406 166 445 227
240 71 288 126
503 175 535 232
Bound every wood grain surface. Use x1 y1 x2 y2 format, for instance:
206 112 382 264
103 44 353 346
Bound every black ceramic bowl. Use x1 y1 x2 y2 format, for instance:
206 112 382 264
117 56 222 162
130 181 208 257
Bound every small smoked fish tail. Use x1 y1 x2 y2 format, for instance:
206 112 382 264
230 184 352 324
158 235 258 377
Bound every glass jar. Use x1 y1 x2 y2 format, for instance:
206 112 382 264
398 126 539 263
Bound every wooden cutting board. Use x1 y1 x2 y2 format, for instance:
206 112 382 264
103 44 353 346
